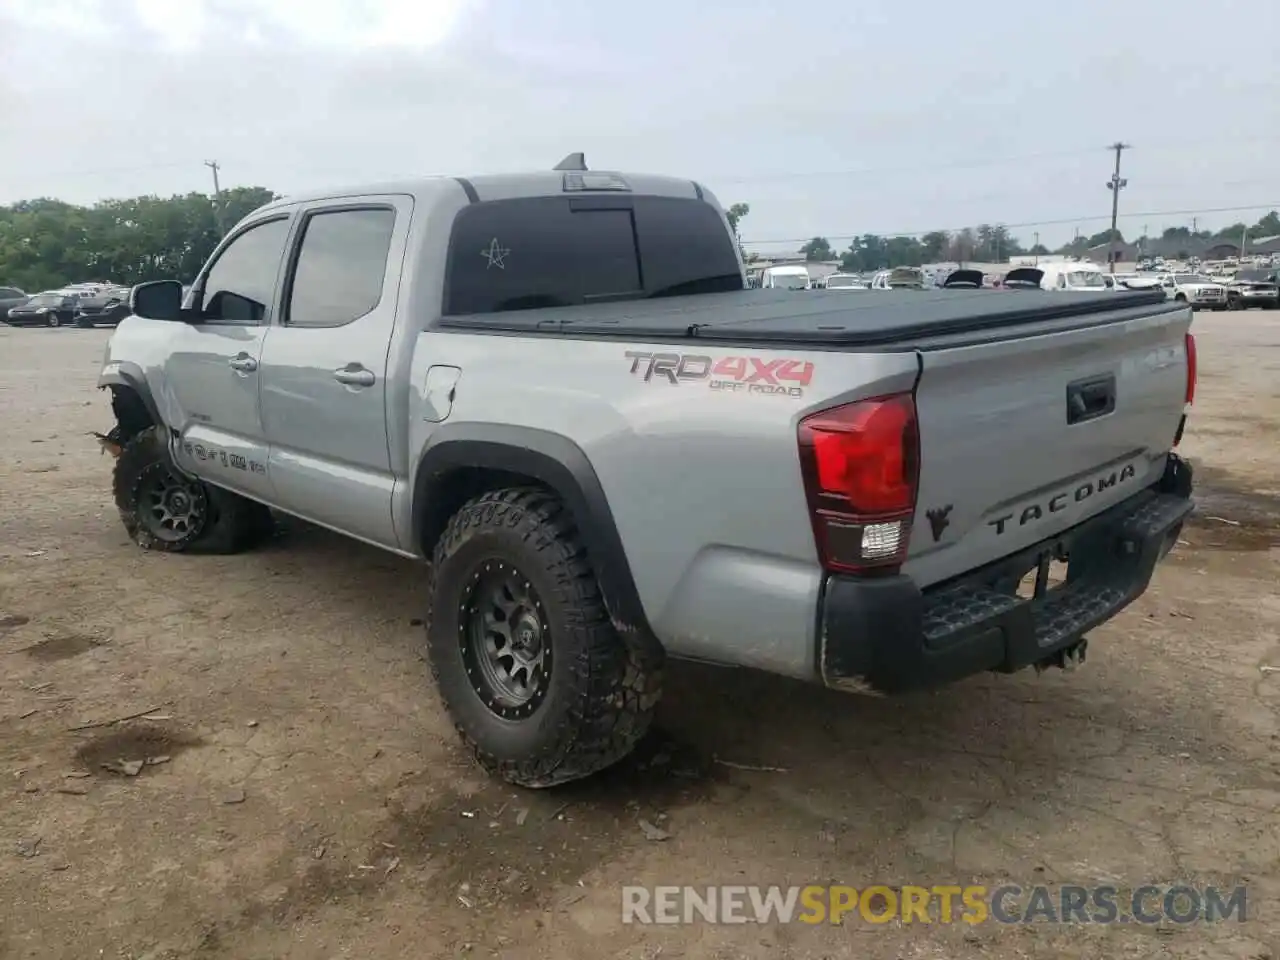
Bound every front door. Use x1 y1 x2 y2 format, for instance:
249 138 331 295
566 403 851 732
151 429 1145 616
165 214 293 500
257 197 410 548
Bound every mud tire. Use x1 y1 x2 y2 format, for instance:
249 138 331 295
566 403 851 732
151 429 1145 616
426 487 664 789
112 426 274 553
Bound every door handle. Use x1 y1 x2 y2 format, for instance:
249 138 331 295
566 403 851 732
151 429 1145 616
333 365 375 388
228 354 258 373
1066 374 1116 424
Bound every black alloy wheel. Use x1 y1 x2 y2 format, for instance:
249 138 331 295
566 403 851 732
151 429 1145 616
459 560 552 720
134 461 209 544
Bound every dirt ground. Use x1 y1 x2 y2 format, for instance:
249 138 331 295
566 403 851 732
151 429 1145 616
1 313 1277 960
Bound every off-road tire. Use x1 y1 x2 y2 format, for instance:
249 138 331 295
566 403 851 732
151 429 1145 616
113 425 274 553
426 487 664 789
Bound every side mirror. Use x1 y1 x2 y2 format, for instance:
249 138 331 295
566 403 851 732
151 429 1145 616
131 280 184 321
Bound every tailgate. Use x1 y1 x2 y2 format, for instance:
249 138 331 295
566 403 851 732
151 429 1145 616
904 304 1192 588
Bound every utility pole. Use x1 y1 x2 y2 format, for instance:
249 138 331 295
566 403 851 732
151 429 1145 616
1240 225 1248 259
1033 231 1040 266
1105 142 1130 275
204 160 225 235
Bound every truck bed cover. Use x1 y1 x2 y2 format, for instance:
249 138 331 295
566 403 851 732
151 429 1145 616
438 288 1175 349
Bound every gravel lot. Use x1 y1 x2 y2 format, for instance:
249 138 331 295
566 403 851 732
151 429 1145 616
1 314 1278 960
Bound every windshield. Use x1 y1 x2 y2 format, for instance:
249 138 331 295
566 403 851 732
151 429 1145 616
1236 269 1273 283
825 276 859 288
770 274 809 289
1176 275 1211 284
1066 271 1106 287
27 294 64 305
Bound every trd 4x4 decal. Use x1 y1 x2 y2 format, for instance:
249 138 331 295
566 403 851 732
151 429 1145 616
624 351 814 398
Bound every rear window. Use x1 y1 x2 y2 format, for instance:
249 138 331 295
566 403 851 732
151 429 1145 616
443 196 742 316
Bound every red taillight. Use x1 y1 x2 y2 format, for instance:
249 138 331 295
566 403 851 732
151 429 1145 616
1184 331 1196 406
798 393 920 574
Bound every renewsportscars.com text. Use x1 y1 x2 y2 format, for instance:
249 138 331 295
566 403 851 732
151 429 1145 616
621 884 1247 926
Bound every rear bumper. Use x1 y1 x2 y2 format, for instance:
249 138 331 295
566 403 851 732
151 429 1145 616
819 455 1194 695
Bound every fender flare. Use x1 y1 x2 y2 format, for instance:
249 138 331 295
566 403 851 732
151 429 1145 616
413 423 653 637
98 360 163 430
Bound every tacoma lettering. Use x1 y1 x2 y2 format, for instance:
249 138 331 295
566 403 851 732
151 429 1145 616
988 463 1138 536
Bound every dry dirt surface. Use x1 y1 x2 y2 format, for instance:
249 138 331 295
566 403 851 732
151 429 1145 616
1 313 1278 960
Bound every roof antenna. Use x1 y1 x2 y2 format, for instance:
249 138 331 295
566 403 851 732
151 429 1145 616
554 152 587 172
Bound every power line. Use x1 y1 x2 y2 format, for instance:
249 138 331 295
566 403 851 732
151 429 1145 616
737 202 1280 247
17 135 1280 188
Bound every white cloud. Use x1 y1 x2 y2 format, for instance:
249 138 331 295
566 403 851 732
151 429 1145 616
6 0 474 50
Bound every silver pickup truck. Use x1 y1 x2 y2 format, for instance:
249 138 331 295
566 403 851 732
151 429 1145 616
98 157 1197 787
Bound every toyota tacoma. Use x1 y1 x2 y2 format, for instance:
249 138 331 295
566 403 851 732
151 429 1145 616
96 155 1197 787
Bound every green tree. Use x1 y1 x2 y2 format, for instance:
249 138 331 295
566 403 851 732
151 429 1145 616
800 237 833 261
920 231 950 262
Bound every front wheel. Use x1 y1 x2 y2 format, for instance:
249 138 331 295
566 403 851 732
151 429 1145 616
426 488 664 788
46 312 61 328
112 426 274 553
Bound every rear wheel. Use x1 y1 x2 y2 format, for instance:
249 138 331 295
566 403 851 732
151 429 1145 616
46 312 61 328
426 487 664 788
113 426 274 553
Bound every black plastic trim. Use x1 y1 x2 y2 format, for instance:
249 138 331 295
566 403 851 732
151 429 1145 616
454 177 479 204
412 423 652 636
99 361 163 428
691 181 705 200
820 460 1194 695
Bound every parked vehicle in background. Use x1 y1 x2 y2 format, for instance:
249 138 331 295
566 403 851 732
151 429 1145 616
1158 273 1228 310
760 265 811 290
0 286 28 315
824 273 870 290
941 269 984 288
1103 273 1162 291
870 266 925 290
1002 267 1045 289
1037 263 1109 291
1223 268 1279 310
6 292 77 327
75 286 133 327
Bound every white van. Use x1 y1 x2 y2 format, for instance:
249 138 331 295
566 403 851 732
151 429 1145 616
760 265 812 290
1036 263 1109 291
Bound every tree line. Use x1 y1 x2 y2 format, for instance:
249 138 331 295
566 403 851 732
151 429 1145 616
0 188 277 292
730 205 1280 273
3 190 1277 292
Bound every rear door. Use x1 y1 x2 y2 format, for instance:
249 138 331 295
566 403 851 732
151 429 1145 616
257 196 410 549
904 303 1192 588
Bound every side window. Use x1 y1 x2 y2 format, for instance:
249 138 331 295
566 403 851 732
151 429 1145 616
0 288 19 298
1056 273 1066 289
285 208 396 328
199 217 291 325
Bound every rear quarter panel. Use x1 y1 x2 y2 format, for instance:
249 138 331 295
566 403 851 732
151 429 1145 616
411 331 919 678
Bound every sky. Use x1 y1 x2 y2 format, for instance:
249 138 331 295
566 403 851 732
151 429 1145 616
1 0 1277 251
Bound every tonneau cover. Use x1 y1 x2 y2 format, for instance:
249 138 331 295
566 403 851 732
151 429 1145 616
438 287 1174 348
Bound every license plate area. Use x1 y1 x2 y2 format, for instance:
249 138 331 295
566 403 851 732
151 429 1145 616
1006 541 1071 601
